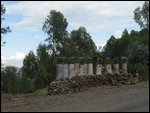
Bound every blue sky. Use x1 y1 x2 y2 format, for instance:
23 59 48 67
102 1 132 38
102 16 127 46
1 1 143 67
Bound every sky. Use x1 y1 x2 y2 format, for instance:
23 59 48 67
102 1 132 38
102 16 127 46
1 1 144 67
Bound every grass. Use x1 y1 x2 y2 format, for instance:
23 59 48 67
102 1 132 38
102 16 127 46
34 88 48 96
139 80 149 87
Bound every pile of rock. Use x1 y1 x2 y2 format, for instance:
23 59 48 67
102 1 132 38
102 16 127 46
48 74 139 95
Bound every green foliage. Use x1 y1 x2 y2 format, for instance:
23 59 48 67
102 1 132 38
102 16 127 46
134 1 149 29
22 51 38 78
128 41 149 65
59 37 79 57
21 48 56 93
121 56 127 63
22 51 38 92
120 29 131 56
35 63 48 89
105 57 112 64
42 10 68 56
139 28 149 47
103 27 149 81
36 43 53 86
113 57 119 64
137 64 149 81
18 69 33 93
42 10 68 83
1 66 22 94
70 26 97 57
2 8 149 94
104 29 131 59
103 35 117 58
1 4 11 46
34 88 48 96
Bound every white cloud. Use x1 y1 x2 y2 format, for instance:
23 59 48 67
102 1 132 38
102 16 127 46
2 51 25 67
5 1 144 32
10 51 25 60
1 56 7 65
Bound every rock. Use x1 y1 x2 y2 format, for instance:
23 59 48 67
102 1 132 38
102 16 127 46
48 73 138 95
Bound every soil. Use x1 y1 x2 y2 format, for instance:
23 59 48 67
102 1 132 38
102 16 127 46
1 82 149 112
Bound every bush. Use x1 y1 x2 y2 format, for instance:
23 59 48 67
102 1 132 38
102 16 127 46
34 88 48 96
113 57 119 64
121 56 127 63
137 64 149 81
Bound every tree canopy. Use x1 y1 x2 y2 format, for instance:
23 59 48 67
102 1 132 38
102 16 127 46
134 1 149 29
1 4 11 46
42 10 68 56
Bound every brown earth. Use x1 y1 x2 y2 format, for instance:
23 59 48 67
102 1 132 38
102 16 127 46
1 81 149 112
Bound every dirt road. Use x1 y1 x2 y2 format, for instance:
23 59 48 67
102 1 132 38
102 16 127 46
1 82 149 112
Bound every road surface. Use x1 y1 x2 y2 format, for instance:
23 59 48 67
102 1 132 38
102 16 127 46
1 82 149 112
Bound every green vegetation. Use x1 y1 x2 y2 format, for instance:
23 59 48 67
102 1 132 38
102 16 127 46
34 88 48 96
134 1 149 29
1 1 149 94
1 4 11 46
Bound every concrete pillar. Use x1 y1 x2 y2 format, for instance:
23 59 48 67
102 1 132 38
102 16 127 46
56 64 63 80
121 57 127 75
105 64 113 74
83 63 88 75
113 64 120 74
96 64 102 75
122 63 127 75
79 64 84 76
105 58 113 74
68 64 74 79
74 63 80 76
63 64 68 79
87 63 93 75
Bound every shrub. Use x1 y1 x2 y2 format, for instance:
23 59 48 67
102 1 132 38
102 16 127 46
34 88 48 96
137 64 149 81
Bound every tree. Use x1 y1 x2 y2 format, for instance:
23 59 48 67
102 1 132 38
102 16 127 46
103 35 116 58
42 10 68 81
70 26 97 57
22 51 38 92
36 43 54 86
36 43 50 70
134 1 149 29
1 66 21 93
1 4 11 46
58 36 79 57
139 28 149 47
127 41 149 80
35 63 48 89
128 41 149 66
120 29 131 56
42 10 68 57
